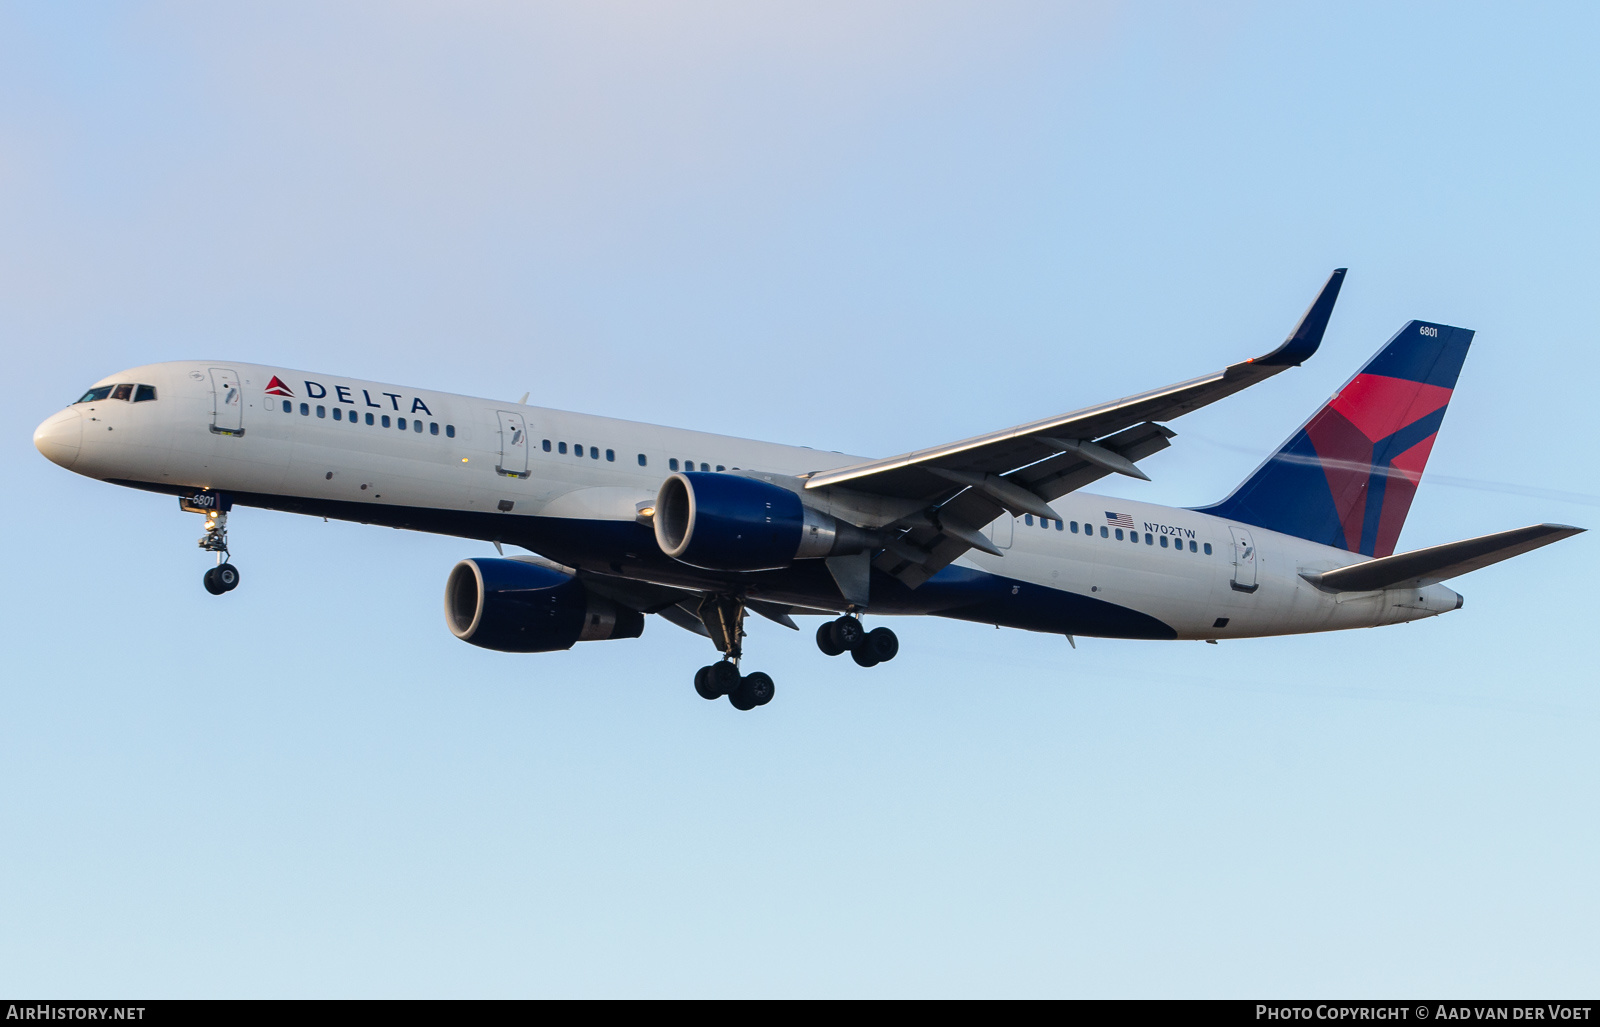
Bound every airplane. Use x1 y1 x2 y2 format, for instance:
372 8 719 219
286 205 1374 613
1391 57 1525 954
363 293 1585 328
32 269 1583 711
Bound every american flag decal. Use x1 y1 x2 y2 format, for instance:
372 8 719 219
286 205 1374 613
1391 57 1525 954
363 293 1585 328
1105 511 1135 529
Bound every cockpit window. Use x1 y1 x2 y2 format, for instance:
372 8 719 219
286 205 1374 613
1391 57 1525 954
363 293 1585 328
134 384 157 402
109 384 133 401
76 386 114 404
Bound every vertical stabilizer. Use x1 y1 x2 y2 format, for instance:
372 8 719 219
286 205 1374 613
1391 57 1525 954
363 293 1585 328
1195 321 1473 557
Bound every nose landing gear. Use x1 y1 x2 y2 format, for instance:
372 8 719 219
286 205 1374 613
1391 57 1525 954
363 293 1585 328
183 493 240 595
816 614 898 667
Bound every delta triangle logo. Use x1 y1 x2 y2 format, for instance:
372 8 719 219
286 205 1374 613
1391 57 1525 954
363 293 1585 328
264 375 294 397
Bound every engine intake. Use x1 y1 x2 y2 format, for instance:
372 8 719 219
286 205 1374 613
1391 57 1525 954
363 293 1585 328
445 558 644 653
653 471 879 571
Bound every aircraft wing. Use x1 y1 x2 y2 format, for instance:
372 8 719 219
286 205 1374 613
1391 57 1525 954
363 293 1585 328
805 269 1348 588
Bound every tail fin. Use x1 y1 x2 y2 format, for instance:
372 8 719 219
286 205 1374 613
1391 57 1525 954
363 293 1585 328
1195 320 1474 557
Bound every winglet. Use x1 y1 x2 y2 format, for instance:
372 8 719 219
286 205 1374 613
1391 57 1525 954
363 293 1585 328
1253 268 1347 367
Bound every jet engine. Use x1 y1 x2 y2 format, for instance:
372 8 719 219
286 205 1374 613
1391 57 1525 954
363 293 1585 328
653 471 880 572
444 558 644 653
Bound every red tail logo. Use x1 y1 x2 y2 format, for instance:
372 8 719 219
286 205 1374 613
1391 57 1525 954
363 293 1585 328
264 375 294 397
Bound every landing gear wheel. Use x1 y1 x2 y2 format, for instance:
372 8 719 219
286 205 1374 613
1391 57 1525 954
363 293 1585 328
742 672 775 707
215 562 240 592
846 626 897 667
816 622 845 657
863 626 897 663
202 567 225 595
705 661 741 697
824 616 862 654
728 671 774 710
694 665 722 701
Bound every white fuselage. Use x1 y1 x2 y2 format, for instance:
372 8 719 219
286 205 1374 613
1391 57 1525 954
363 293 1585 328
33 360 1463 641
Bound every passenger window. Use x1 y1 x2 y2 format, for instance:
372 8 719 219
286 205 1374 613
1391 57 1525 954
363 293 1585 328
301 403 310 415
669 458 679 471
591 447 599 459
365 413 375 425
637 454 647 467
1160 535 1168 548
1055 519 1063 531
282 403 293 415
1024 514 1034 526
431 423 440 435
1114 528 1123 540
110 384 133 401
1189 540 1197 552
542 439 551 452
1099 526 1108 538
317 405 326 418
446 425 456 438
333 408 342 421
716 465 724 472
134 385 157 402
1204 542 1212 555
1070 521 1079 533
76 386 113 404
1145 533 1153 545
413 420 422 433
607 449 615 462
559 442 567 454
349 410 357 422
381 415 391 427
700 463 709 472
398 417 407 430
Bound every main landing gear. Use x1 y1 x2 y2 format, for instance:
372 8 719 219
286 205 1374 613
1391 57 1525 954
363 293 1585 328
816 614 898 667
691 595 776 711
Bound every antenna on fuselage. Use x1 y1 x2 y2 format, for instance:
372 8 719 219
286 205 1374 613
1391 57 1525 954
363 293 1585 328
518 392 529 405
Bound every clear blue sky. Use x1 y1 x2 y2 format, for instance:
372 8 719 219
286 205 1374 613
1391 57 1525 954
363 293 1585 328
2 2 1596 997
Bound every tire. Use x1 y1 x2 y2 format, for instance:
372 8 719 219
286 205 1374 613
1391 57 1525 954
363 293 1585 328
741 672 775 707
816 622 845 656
728 688 758 711
216 563 240 592
707 661 741 696
202 568 225 595
694 665 722 700
830 617 863 652
864 627 898 663
850 646 881 668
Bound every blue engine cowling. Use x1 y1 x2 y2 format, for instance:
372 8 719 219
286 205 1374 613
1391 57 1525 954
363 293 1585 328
653 472 811 571
444 558 644 653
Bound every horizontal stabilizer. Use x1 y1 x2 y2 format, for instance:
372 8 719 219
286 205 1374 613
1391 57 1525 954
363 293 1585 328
1301 523 1584 592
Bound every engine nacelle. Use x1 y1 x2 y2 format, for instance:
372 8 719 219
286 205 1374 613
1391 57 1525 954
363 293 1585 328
653 471 878 571
444 558 644 653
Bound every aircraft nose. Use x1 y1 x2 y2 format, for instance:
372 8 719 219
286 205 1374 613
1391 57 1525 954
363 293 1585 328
33 407 83 470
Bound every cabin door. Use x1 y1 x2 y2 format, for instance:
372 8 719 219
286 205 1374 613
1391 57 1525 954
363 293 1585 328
208 367 244 436
988 514 1013 550
1228 525 1259 593
496 411 530 478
